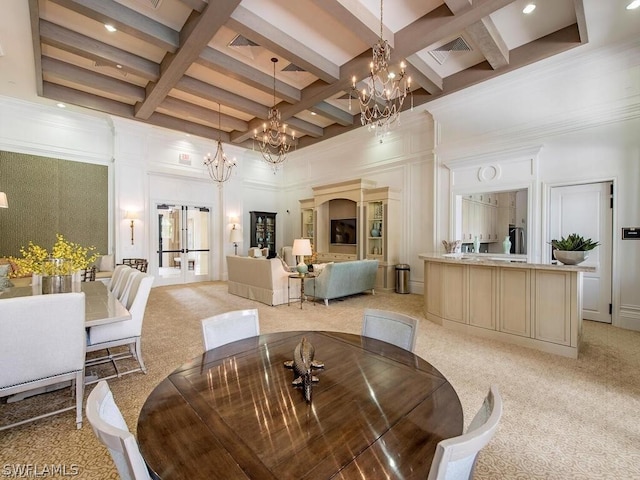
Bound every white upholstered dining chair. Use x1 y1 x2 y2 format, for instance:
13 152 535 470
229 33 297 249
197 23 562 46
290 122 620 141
108 264 131 292
112 267 137 301
361 308 419 352
427 385 503 480
117 269 144 306
0 293 86 430
86 380 154 480
86 274 154 384
201 309 260 351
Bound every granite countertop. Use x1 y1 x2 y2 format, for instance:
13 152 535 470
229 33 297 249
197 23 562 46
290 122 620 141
418 253 596 272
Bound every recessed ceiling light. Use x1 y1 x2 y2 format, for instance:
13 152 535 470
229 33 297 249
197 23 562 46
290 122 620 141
116 64 122 69
56 103 66 108
627 0 640 10
104 24 117 33
522 3 536 14
310 112 317 116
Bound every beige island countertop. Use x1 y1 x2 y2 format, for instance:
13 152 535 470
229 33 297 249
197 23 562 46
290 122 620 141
418 252 595 272
419 253 592 358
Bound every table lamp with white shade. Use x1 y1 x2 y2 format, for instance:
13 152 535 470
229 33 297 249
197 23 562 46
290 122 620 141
292 238 312 275
229 227 242 255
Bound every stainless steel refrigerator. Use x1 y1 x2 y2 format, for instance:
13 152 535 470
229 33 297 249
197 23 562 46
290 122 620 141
509 225 525 254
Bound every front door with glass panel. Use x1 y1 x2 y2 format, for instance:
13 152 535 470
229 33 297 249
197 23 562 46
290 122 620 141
156 204 210 285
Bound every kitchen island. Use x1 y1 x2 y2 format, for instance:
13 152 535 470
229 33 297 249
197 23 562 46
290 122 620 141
419 253 595 358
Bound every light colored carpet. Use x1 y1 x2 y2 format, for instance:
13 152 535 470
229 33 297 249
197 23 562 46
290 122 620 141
1 282 639 479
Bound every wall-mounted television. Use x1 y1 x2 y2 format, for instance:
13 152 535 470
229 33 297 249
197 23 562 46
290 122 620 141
330 218 357 245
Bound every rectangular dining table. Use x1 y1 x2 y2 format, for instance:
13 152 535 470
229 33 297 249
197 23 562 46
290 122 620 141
0 280 130 327
137 330 463 479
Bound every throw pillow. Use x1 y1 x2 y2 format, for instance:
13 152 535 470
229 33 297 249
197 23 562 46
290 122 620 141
98 254 115 272
277 254 295 272
0 264 14 289
312 262 333 275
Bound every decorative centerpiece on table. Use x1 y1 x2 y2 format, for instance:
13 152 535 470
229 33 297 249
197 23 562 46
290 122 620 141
550 233 600 265
10 234 99 293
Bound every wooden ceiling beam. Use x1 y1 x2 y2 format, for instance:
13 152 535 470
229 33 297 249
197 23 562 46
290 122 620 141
42 82 228 141
175 76 266 118
42 57 145 101
444 0 508 69
28 0 44 96
49 0 179 52
160 96 248 132
134 0 241 119
394 0 516 59
196 47 301 104
309 0 393 47
39 21 159 81
443 25 582 94
405 55 443 94
309 102 354 126
227 6 340 84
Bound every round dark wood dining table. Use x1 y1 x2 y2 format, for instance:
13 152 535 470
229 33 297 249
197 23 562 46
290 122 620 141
137 331 463 480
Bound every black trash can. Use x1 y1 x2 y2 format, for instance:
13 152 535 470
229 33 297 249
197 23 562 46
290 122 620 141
395 264 410 294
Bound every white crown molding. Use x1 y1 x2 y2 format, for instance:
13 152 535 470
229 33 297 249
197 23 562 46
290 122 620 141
439 144 543 169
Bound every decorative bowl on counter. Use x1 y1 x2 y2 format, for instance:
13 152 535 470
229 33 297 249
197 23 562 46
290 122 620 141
553 250 589 265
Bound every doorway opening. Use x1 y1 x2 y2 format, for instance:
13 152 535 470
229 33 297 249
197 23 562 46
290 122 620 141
155 204 211 285
549 181 613 323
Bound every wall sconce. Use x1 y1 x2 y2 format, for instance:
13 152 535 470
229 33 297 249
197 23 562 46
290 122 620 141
0 192 7 208
125 211 140 245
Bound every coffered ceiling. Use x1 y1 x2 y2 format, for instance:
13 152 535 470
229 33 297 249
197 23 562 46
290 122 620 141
21 0 593 149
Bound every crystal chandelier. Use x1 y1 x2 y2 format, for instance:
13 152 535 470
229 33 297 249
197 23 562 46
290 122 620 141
350 0 412 142
254 58 295 172
204 103 236 185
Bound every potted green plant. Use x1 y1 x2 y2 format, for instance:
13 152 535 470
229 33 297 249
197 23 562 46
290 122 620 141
550 233 600 265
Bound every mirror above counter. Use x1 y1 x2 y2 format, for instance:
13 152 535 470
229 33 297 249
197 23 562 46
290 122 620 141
453 189 528 254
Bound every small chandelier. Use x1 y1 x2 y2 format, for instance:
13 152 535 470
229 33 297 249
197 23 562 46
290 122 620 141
204 103 236 185
254 57 295 173
350 0 412 142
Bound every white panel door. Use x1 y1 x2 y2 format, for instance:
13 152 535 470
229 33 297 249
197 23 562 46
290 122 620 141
549 182 612 323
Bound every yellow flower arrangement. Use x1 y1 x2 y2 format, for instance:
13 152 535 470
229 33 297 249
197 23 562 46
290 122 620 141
10 234 99 277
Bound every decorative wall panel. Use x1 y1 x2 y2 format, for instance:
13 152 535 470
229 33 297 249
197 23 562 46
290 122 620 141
0 151 108 257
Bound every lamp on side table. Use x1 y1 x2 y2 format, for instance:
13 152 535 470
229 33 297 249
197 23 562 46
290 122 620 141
292 238 312 275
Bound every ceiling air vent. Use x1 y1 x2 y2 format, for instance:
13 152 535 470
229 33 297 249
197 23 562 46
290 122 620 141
428 36 471 65
228 35 259 48
282 63 305 72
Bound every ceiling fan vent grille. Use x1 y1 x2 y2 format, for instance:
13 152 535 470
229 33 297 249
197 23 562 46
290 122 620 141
228 35 259 48
283 63 305 72
429 36 471 65
138 0 162 9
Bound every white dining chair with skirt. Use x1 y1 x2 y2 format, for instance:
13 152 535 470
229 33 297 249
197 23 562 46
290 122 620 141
427 385 503 480
361 308 419 352
201 309 260 351
86 380 155 480
86 274 154 384
0 293 86 430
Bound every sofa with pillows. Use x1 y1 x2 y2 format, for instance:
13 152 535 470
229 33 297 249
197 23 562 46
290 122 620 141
304 259 379 306
226 255 299 306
